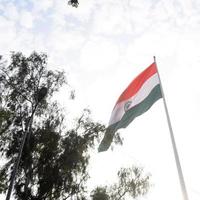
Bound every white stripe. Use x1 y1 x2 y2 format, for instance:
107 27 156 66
109 73 160 125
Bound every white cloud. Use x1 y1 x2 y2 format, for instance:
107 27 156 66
48 28 85 51
31 0 54 12
80 37 119 71
2 2 19 21
92 3 132 35
0 16 16 53
19 10 34 29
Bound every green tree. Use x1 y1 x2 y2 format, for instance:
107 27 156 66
91 187 109 200
0 52 106 199
68 0 79 8
0 52 150 200
91 166 150 200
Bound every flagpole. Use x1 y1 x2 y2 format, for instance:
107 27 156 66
153 56 189 200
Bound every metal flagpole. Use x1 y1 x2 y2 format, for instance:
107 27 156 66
153 56 189 200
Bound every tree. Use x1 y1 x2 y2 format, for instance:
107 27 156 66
0 52 150 200
0 52 106 199
0 109 12 137
68 0 79 8
91 166 150 200
91 187 109 200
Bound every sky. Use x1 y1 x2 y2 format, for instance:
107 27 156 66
1 0 200 199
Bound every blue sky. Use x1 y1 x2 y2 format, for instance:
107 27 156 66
1 0 200 199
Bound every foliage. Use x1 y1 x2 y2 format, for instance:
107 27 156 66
0 52 150 200
91 187 109 200
91 166 150 200
68 0 79 8
0 52 106 199
0 109 13 136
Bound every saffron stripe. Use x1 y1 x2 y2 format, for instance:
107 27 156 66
115 63 157 105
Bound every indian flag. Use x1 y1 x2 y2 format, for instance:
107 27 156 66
98 62 162 152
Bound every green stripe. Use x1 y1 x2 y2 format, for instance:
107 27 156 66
116 84 162 130
98 84 162 152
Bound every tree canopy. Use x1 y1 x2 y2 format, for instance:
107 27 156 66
91 166 150 200
0 52 150 200
68 0 79 8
